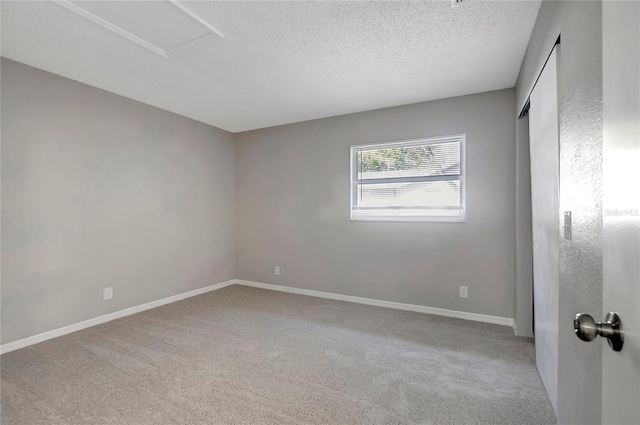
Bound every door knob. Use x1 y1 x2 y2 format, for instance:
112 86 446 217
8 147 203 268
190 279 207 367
574 311 624 352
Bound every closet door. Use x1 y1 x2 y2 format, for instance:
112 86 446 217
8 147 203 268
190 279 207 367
528 45 560 413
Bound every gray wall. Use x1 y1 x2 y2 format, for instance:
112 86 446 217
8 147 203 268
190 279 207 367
515 1 603 423
235 89 516 319
1 59 236 344
514 116 533 338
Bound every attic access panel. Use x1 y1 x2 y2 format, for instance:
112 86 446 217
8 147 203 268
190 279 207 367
56 0 223 58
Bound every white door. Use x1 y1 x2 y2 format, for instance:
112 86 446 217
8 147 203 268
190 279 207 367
601 1 640 423
529 46 560 414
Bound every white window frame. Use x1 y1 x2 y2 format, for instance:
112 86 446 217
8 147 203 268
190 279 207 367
350 134 466 222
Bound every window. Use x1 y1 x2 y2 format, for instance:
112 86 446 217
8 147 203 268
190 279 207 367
350 134 465 222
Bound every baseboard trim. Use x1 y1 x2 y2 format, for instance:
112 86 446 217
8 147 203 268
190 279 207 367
512 321 518 335
0 279 236 355
1 278 515 354
236 280 514 327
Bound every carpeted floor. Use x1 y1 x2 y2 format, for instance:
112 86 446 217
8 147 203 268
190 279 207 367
1 285 556 424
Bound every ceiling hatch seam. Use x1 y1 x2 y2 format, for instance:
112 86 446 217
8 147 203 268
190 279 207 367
51 0 224 59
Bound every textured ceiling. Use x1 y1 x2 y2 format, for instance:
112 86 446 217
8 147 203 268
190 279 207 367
1 1 541 132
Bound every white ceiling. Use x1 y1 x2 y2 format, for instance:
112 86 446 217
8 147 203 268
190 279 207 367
1 1 541 133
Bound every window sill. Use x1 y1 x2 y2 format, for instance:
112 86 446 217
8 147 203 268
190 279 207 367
350 214 466 223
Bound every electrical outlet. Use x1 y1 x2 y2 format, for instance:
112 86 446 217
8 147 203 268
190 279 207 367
103 287 113 301
459 286 468 298
274 266 280 276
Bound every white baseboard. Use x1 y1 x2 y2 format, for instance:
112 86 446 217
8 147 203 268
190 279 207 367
512 321 518 335
0 279 236 355
1 278 515 354
236 280 514 327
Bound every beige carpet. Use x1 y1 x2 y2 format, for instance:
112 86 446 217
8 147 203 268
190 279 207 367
1 285 555 424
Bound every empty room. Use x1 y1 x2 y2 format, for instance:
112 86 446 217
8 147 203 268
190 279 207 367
1 1 639 424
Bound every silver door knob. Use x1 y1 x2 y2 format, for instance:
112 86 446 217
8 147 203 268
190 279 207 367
574 311 624 352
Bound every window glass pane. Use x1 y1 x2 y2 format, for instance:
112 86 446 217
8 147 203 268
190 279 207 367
356 180 461 209
357 141 460 180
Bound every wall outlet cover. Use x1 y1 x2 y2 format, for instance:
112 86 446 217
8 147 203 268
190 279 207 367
459 286 468 298
103 287 113 301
